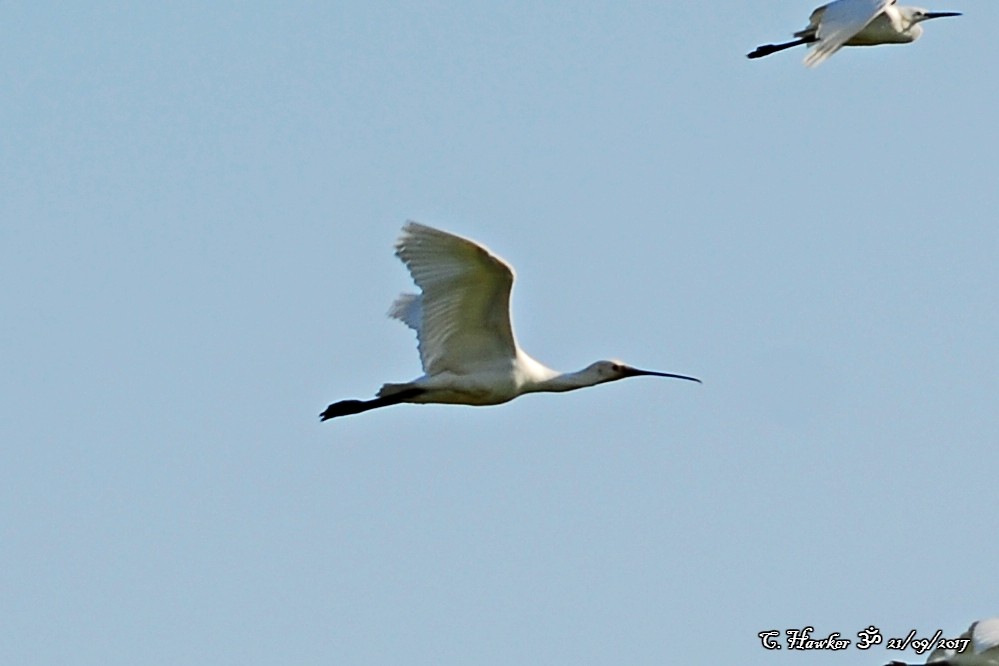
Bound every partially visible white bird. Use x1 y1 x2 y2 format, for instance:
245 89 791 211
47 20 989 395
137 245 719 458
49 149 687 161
887 618 999 666
320 222 699 421
747 0 961 67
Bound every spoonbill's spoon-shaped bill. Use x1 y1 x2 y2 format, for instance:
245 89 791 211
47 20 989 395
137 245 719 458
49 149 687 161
747 0 961 67
319 222 700 421
885 617 999 666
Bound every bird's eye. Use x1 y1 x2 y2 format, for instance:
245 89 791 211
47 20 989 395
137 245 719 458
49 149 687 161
611 363 621 371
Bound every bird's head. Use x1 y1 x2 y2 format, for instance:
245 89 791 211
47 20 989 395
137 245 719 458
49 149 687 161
584 360 701 385
902 7 961 26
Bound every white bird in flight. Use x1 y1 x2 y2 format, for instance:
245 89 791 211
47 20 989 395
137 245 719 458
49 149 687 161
886 618 999 666
747 0 961 67
320 222 700 421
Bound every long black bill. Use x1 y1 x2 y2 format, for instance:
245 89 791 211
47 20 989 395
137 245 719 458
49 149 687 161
925 11 961 19
626 367 702 383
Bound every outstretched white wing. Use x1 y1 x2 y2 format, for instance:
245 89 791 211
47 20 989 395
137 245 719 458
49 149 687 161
805 0 891 67
966 619 999 665
926 618 999 666
390 221 518 376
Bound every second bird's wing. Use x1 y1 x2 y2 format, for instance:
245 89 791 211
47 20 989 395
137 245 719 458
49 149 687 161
971 619 999 663
924 618 999 666
804 0 891 66
391 221 518 376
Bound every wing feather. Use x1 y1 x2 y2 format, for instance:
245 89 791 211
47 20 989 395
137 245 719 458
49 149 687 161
390 221 518 375
804 0 891 66
972 618 999 657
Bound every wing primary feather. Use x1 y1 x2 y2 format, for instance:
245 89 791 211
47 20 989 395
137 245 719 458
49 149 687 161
388 292 421 331
390 221 519 375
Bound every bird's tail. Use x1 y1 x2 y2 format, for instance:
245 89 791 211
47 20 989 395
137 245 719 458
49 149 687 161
377 382 420 399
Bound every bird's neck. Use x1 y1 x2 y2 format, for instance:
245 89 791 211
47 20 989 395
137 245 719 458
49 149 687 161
515 352 591 394
891 8 923 36
529 367 600 393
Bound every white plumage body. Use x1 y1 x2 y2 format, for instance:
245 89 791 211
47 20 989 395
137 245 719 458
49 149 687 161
319 222 699 420
748 0 961 66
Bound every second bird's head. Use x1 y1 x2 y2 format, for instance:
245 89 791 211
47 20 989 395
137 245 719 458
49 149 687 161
902 7 962 27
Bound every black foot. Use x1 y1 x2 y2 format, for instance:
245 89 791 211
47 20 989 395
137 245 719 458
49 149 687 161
319 388 425 422
319 400 369 421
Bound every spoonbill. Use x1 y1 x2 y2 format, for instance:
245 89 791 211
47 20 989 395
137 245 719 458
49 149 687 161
886 617 999 666
747 0 961 67
319 222 700 421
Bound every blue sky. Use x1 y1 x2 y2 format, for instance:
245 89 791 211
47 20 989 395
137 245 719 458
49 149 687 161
2 2 996 664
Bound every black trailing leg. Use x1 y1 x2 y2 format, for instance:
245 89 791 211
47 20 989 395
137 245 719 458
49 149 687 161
747 37 816 59
319 388 426 421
